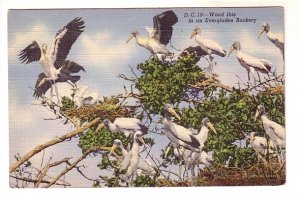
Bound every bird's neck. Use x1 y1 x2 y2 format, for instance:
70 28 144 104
108 122 118 132
196 126 209 142
131 141 140 154
121 147 128 156
135 35 148 47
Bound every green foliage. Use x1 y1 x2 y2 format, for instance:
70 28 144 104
136 56 206 114
78 127 128 153
179 90 284 167
60 96 75 112
133 175 156 187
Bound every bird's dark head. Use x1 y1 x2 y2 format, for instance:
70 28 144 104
41 43 47 54
134 131 145 146
202 117 217 134
102 118 110 126
190 26 201 39
110 139 123 154
113 139 123 148
227 41 240 56
126 31 139 44
254 105 266 121
258 23 270 38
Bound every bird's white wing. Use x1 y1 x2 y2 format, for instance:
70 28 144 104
119 151 132 172
145 26 154 38
169 123 200 148
265 120 285 140
237 51 271 71
114 118 148 133
50 17 85 69
201 38 225 53
138 159 155 174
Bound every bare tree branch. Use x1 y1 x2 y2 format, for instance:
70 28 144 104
44 146 112 188
10 175 71 187
34 157 71 187
9 117 101 173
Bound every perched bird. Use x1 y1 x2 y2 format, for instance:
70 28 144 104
33 60 85 99
19 17 85 103
255 105 285 164
119 131 146 184
245 132 275 156
126 10 178 58
111 139 156 176
97 118 148 137
190 26 226 73
228 41 273 83
183 118 217 178
162 104 201 153
258 23 284 58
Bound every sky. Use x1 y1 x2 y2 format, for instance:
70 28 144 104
8 7 285 187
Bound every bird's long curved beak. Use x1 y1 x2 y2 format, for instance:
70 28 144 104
258 29 265 38
254 110 259 122
95 122 104 132
190 30 197 39
110 144 117 155
167 107 181 120
126 34 134 44
164 146 171 158
139 136 146 145
227 46 234 57
207 122 217 134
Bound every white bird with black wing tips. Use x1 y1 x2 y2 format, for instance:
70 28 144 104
162 104 201 153
126 10 178 59
254 105 285 164
183 118 217 178
190 26 226 73
19 17 85 103
258 23 284 59
97 118 148 137
228 41 273 83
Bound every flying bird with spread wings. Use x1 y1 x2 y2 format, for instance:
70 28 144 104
19 17 85 103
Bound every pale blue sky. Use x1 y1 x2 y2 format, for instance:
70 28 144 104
8 7 284 187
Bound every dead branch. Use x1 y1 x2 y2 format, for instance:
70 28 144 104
190 76 234 92
34 157 71 187
10 175 71 187
9 117 101 173
44 146 112 188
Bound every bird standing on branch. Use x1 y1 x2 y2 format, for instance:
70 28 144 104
228 41 273 84
258 22 284 59
126 10 178 59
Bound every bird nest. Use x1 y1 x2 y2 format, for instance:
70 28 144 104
61 96 135 122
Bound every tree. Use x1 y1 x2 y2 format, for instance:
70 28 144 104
10 53 285 187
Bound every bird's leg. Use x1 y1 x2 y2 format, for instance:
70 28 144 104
256 71 262 83
53 81 61 105
178 162 182 180
207 55 214 77
49 81 53 103
275 145 282 165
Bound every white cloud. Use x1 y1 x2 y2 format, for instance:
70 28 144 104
80 32 137 67
8 23 52 63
